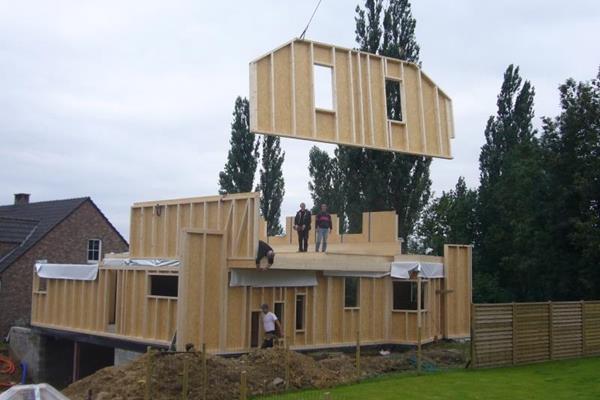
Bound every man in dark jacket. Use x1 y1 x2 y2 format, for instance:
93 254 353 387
315 203 333 252
293 202 311 252
256 240 275 270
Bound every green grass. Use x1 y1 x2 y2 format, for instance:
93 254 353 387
258 357 600 399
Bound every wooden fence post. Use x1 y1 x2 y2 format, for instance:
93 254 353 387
581 300 586 356
470 302 476 368
548 301 554 360
285 336 290 390
145 346 152 400
512 303 517 365
202 343 207 400
356 330 361 381
417 275 422 374
181 357 189 400
240 370 247 400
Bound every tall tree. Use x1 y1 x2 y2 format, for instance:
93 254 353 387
218 97 259 194
410 177 477 256
476 65 542 302
257 136 285 236
540 69 600 300
335 0 431 242
308 146 345 230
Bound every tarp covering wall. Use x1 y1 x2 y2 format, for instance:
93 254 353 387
230 269 317 287
390 262 444 279
34 263 98 281
102 258 180 268
323 271 389 278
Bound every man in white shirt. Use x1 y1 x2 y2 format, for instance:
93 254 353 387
261 303 283 348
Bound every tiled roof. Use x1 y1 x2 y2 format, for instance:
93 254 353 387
0 217 39 244
0 197 89 273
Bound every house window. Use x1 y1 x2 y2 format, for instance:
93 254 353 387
344 277 360 308
393 281 426 311
385 79 403 122
314 64 334 110
87 239 102 263
149 275 178 297
295 294 306 331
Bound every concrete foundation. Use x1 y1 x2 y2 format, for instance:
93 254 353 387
114 348 143 366
8 327 116 389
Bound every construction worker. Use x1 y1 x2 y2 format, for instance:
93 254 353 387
315 203 332 252
261 304 282 348
256 240 275 270
294 202 311 252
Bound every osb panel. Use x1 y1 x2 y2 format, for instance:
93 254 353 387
130 192 260 261
443 245 472 338
250 39 454 158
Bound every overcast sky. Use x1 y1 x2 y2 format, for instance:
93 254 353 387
1 1 599 240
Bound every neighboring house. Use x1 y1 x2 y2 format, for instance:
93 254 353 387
0 193 128 337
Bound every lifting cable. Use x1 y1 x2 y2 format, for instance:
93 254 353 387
299 0 324 40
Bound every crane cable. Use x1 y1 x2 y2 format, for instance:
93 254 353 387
299 0 324 40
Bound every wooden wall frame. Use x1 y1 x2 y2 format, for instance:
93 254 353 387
250 39 455 158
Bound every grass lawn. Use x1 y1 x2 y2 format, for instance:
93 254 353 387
258 357 600 399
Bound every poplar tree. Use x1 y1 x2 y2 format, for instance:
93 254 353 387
334 0 431 241
218 97 259 194
257 136 285 236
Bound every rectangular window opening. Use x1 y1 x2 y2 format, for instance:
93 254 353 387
314 64 334 110
344 277 360 308
392 281 426 311
274 302 284 329
295 294 306 331
385 79 403 122
87 239 102 263
149 274 178 297
37 277 47 293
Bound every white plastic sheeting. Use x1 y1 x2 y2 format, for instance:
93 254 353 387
230 269 317 287
323 270 389 278
102 258 180 268
0 384 70 400
35 263 98 281
390 261 444 279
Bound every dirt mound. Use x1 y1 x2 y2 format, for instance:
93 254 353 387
63 342 467 400
63 349 339 400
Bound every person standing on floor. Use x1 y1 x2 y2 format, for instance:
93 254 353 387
261 303 283 348
294 202 311 252
315 203 333 252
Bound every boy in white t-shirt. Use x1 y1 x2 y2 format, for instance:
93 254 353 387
261 303 283 348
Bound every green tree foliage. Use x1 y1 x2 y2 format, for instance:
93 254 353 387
540 69 600 299
218 97 259 194
257 135 285 236
328 0 431 240
411 177 477 256
475 65 547 302
307 146 345 230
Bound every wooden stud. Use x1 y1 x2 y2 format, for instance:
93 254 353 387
291 41 297 136
434 87 444 156
357 52 365 145
310 42 317 137
417 70 427 152
366 54 375 146
348 50 357 143
270 52 276 131
332 47 339 142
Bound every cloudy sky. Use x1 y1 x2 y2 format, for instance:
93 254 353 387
1 1 599 239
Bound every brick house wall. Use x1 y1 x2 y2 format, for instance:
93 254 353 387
0 200 128 337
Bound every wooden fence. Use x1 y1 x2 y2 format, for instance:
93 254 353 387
472 301 600 368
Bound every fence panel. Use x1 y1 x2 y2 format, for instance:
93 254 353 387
473 301 599 368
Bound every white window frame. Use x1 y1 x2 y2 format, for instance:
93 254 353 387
87 239 102 263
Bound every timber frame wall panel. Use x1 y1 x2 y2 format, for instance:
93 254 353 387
443 245 472 338
250 39 455 158
129 192 260 261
